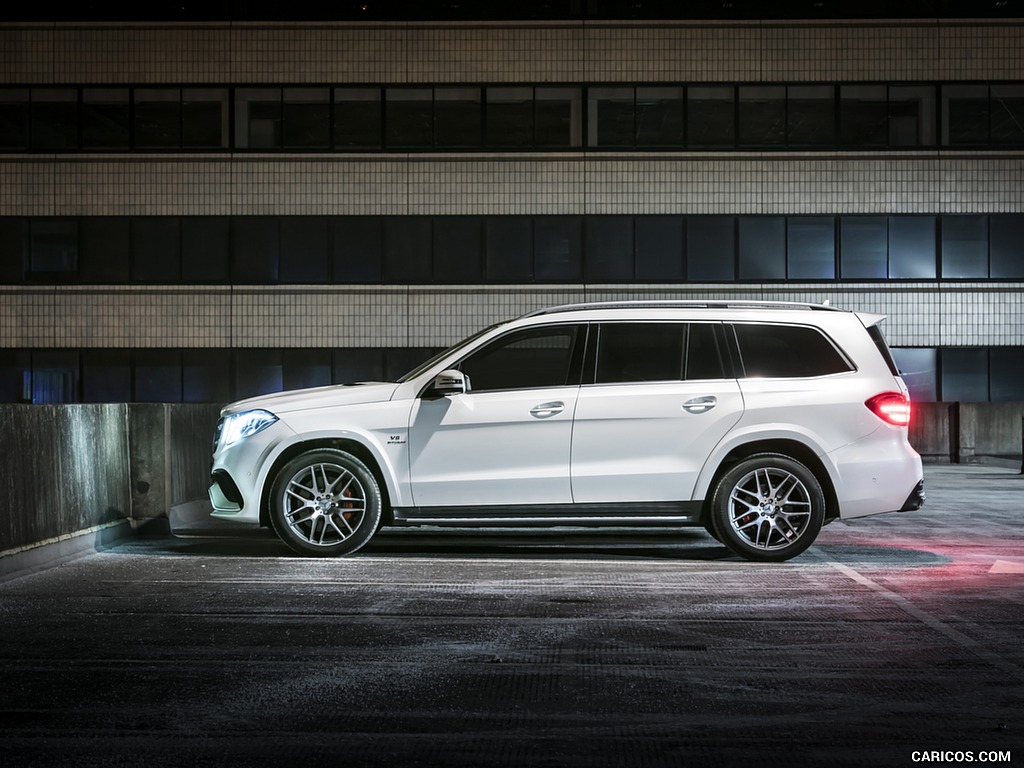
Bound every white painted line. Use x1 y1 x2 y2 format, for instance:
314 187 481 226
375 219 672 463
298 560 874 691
989 560 1024 574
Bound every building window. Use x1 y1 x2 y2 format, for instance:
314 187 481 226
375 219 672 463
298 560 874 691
433 216 483 283
840 216 888 280
132 218 180 282
81 88 129 150
990 214 1024 279
486 87 533 147
181 218 230 282
235 88 282 149
283 87 330 149
636 87 683 147
738 217 785 279
942 84 988 146
0 88 29 149
535 87 582 148
687 216 735 281
332 217 382 283
687 86 734 148
333 88 381 149
636 216 684 281
385 88 433 148
435 87 482 148
991 84 1024 146
183 88 229 148
839 85 887 148
585 216 634 281
891 348 937 402
134 88 181 148
485 217 533 281
235 349 283 400
942 348 989 401
79 218 130 283
232 218 280 282
588 87 634 147
534 216 582 280
738 86 785 147
384 217 433 282
889 85 936 147
941 215 988 279
280 217 330 283
787 85 834 148
82 349 131 403
787 217 836 279
135 350 182 402
31 88 78 150
28 220 78 281
889 216 936 279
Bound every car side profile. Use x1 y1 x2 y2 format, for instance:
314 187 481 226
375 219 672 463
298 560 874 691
209 301 925 562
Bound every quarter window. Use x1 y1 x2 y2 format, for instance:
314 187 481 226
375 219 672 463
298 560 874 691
734 324 853 378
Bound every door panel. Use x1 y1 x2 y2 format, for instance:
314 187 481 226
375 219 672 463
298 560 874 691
407 387 578 507
570 381 743 503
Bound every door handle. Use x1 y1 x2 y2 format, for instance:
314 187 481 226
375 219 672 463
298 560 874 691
530 401 564 419
682 396 717 414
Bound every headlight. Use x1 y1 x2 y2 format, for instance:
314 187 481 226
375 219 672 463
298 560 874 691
218 409 279 448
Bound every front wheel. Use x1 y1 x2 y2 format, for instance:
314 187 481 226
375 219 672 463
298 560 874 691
269 449 382 557
709 453 825 562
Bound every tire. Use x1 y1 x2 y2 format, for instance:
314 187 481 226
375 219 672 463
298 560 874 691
269 449 382 557
709 453 825 562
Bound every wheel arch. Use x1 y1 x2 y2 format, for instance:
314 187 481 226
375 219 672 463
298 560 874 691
259 438 394 527
700 439 840 524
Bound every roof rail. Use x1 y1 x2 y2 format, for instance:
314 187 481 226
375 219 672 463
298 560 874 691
520 300 842 318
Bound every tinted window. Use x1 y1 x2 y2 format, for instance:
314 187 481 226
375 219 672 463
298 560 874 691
386 88 433 148
486 87 532 147
334 88 381 149
636 215 684 281
991 214 1024 278
588 87 634 147
435 87 481 148
0 88 29 149
535 88 581 148
132 217 180 282
788 216 835 279
235 349 283 399
889 216 936 279
182 88 228 148
596 323 684 383
534 216 581 281
82 88 129 149
942 84 988 146
280 217 330 283
235 88 281 149
134 88 180 148
79 217 130 283
82 349 131 402
687 324 725 380
585 216 633 281
990 348 1024 401
941 215 988 279
840 85 887 148
889 85 935 147
941 348 988 401
459 326 578 392
787 85 834 147
181 217 230 282
687 86 734 148
738 86 785 147
283 87 329 149
332 217 381 283
433 216 482 282
636 87 683 147
734 324 852 378
840 216 888 279
31 89 78 150
485 217 532 281
687 215 735 280
135 349 182 402
991 84 1024 145
738 217 785 279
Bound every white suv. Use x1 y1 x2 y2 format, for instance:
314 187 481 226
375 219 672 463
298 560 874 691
209 301 925 562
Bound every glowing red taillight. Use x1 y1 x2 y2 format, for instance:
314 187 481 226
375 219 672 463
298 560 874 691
866 392 912 427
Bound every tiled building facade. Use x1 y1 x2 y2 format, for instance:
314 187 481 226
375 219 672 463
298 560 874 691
1 17 1022 403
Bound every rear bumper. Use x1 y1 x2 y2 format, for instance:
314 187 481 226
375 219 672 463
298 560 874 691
901 479 926 512
828 427 924 520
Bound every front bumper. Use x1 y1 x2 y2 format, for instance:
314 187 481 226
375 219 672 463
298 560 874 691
208 419 293 523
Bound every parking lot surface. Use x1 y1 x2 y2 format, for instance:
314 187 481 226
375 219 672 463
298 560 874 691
1 465 1022 767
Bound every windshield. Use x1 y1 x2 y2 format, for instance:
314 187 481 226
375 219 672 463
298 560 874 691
395 322 506 383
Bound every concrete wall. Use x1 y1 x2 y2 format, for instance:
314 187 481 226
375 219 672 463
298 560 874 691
911 402 1024 465
0 403 221 554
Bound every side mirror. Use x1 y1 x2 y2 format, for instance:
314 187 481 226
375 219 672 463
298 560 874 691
432 369 467 396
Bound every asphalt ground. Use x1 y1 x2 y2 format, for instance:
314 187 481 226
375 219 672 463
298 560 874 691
0 465 1022 768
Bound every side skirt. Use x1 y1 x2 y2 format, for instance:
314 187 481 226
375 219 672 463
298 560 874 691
391 501 704 528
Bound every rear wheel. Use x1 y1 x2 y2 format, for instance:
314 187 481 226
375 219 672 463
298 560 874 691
710 453 824 562
269 449 382 557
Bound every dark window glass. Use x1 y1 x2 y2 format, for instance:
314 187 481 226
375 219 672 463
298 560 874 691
889 216 936 279
232 217 279 282
458 326 578 392
333 88 381 149
891 348 937 402
183 349 230 403
384 217 432 282
132 218 180 282
787 85 834 147
687 324 725 380
839 85 887 148
283 349 332 390
735 324 852 378
332 217 381 283
738 86 785 147
636 86 683 147
990 214 1024 278
283 87 329 149
82 88 129 149
0 88 30 149
486 87 533 147
386 88 433 148
942 84 988 146
534 216 582 280
840 216 888 279
536 87 581 148
738 217 785 279
588 87 634 147
636 215 684 281
182 88 228 148
990 348 1024 402
585 216 634 281
82 349 130 402
31 88 78 150
788 216 836 279
485 217 532 281
435 87 481 148
28 220 78 280
941 215 988 278
0 218 28 283
181 217 230 282
0 350 31 403
135 349 182 402
31 351 80 403
596 323 684 383
991 84 1024 146
687 86 734 148
134 88 181 149
941 348 988 401
235 349 282 399
889 85 936 147
235 88 281 149
280 217 330 283
433 216 482 282
687 216 734 281
333 348 384 383
79 217 130 283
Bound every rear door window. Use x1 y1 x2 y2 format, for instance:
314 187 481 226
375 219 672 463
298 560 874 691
594 322 725 383
733 323 853 378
